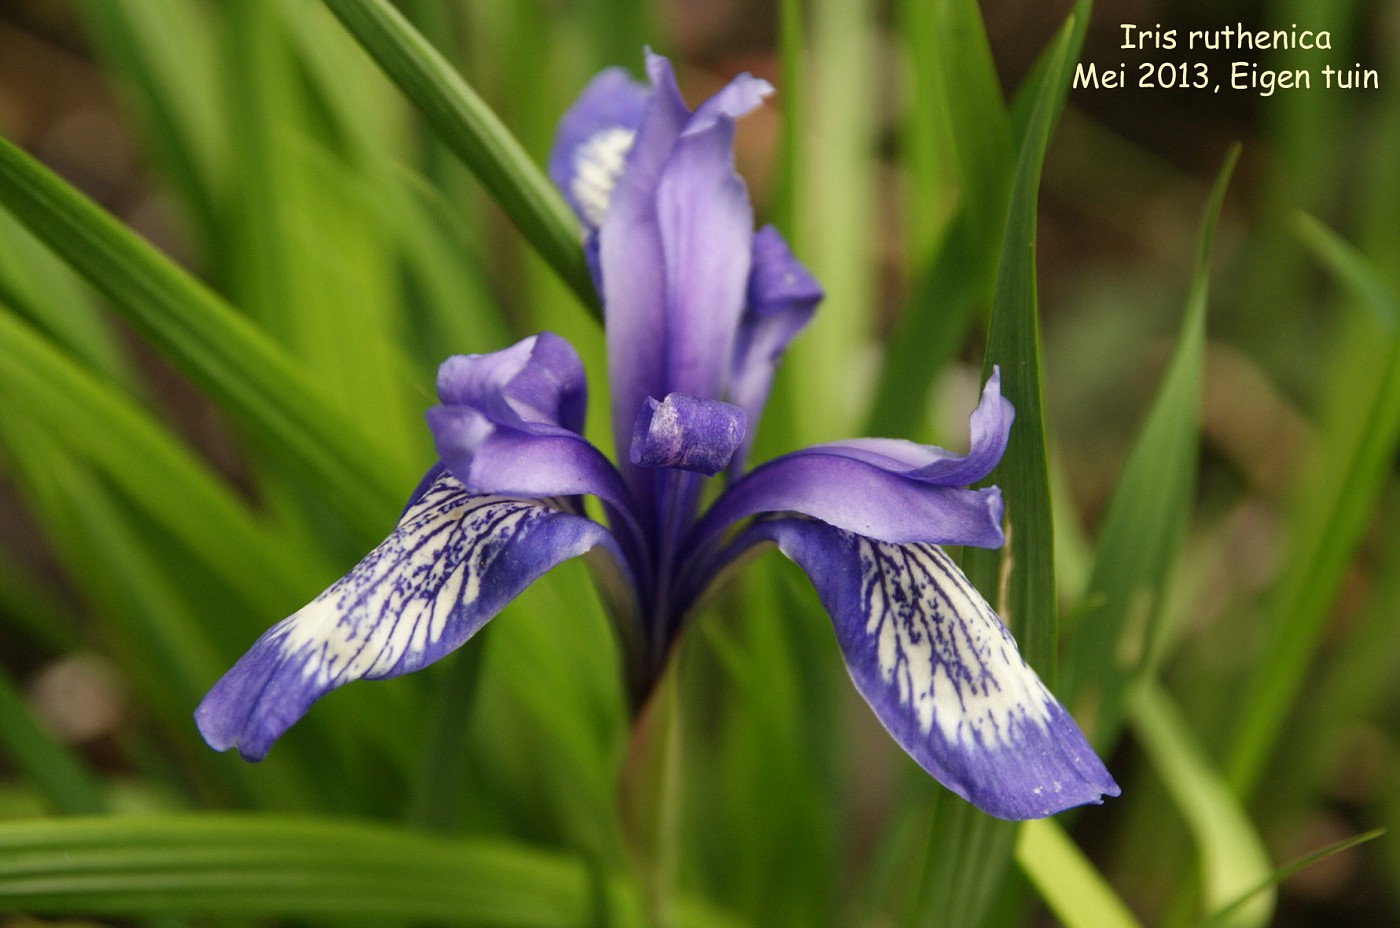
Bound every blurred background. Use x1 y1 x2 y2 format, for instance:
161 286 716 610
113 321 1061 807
1 1 1397 926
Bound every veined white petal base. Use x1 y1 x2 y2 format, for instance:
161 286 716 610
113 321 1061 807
196 471 623 761
751 518 1119 820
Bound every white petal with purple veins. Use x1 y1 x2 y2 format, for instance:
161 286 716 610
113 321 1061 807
195 472 628 761
742 517 1119 820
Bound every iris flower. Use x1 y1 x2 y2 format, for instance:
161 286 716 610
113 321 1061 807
196 52 1118 820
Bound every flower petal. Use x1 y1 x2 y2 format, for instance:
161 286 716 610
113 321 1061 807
436 332 587 434
689 447 1006 556
547 67 648 232
630 393 746 476
748 518 1119 820
195 471 628 761
729 225 822 470
909 366 1013 485
657 116 754 403
598 52 770 500
427 405 634 517
598 54 689 478
812 367 1013 485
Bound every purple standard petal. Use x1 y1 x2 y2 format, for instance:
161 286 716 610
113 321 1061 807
746 518 1119 820
630 393 746 476
437 333 587 434
548 67 648 231
688 448 1006 556
598 52 770 500
729 226 822 470
196 472 630 761
657 116 754 403
598 53 689 476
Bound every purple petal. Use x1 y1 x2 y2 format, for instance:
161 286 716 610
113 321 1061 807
597 57 689 485
630 393 746 476
689 447 1006 556
598 52 771 502
548 67 648 231
657 117 754 402
747 518 1119 820
802 368 1013 484
196 471 629 761
908 367 1014 485
436 333 587 434
729 226 822 469
686 70 772 132
426 405 636 524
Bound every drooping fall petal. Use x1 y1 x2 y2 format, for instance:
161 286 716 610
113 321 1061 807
196 472 628 761
747 517 1120 820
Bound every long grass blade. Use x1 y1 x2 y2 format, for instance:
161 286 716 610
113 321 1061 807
318 0 598 314
1064 147 1239 740
1133 681 1273 927
915 19 1076 928
0 814 602 924
1226 217 1400 794
1016 819 1144 928
0 309 319 611
0 134 405 535
0 669 106 815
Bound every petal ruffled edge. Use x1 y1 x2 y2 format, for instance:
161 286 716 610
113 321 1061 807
548 66 648 232
729 225 822 471
689 448 1006 556
807 367 1013 485
745 517 1119 820
196 471 631 761
436 332 587 435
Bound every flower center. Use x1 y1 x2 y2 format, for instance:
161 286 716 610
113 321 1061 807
571 126 636 228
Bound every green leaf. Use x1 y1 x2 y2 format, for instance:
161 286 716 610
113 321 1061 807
1064 147 1240 741
1132 681 1274 927
868 0 1013 440
1226 216 1400 794
786 0 879 444
0 308 319 613
0 134 405 537
76 0 227 242
913 18 1076 928
318 0 598 315
0 423 224 724
967 17 1076 676
0 814 609 924
221 0 421 478
0 669 106 816
0 212 129 388
1199 828 1384 928
1016 819 1144 928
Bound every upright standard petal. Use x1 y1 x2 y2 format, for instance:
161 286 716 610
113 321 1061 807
548 67 648 232
597 52 772 501
657 116 754 404
729 225 823 469
747 518 1120 820
598 54 690 478
196 472 628 761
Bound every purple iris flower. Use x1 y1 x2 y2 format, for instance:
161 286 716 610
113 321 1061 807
196 52 1118 821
